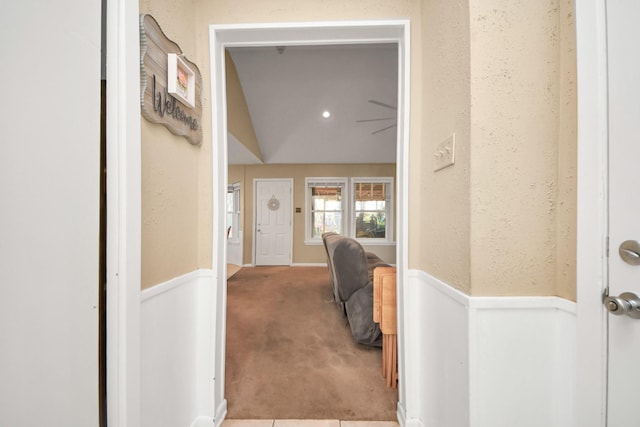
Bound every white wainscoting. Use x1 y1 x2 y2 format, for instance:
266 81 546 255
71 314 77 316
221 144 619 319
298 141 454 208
402 270 576 427
141 269 215 427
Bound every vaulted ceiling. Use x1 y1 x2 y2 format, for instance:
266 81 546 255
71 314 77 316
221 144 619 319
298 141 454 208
227 43 398 165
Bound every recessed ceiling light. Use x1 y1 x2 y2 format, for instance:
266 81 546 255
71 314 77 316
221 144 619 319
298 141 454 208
322 110 331 119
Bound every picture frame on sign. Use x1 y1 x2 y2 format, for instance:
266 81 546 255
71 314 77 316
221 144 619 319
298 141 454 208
167 53 195 108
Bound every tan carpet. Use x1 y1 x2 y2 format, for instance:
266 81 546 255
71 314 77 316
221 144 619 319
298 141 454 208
225 266 398 420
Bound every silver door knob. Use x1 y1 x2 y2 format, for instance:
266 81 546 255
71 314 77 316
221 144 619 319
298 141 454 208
619 240 640 265
604 292 640 319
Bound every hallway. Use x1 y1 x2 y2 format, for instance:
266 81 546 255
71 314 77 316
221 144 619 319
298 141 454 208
225 266 397 420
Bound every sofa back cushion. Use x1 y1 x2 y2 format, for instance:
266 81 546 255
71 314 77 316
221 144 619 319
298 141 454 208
330 236 369 302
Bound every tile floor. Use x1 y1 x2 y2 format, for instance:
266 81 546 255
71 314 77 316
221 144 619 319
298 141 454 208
221 421 399 427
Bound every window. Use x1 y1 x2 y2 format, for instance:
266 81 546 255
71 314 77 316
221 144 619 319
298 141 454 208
352 178 393 241
305 178 347 243
226 183 240 241
305 177 393 244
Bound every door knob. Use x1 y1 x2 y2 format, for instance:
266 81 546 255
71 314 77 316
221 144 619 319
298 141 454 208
604 292 640 319
619 240 640 265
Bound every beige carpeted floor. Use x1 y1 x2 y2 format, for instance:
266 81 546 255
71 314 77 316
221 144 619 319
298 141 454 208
225 266 398 420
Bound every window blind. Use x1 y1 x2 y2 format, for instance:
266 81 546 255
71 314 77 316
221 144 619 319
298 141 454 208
354 182 386 201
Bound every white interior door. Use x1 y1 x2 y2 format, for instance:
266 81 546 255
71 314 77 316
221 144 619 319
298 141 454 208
0 1 102 424
255 179 292 265
606 2 640 425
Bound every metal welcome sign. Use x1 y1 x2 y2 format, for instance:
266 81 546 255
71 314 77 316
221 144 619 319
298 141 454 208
139 14 203 145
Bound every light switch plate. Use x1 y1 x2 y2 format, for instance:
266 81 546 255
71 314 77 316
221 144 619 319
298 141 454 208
434 134 456 172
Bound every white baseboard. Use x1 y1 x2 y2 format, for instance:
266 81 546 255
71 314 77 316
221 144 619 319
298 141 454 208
291 262 327 267
404 269 576 427
190 416 214 427
396 403 406 426
241 263 329 267
397 402 425 427
214 399 228 427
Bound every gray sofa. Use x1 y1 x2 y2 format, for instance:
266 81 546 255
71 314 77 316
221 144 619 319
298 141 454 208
322 232 389 346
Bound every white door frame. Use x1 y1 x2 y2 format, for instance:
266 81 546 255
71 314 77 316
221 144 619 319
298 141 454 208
209 20 411 422
253 178 294 266
105 0 142 425
575 0 608 425
227 182 243 266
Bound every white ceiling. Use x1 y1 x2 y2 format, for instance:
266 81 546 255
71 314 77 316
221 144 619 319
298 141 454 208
227 43 398 165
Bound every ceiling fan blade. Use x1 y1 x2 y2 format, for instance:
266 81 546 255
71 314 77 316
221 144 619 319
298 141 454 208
368 99 397 110
371 123 397 135
356 117 395 122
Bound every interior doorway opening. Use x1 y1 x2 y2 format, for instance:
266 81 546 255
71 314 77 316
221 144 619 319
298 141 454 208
209 20 411 421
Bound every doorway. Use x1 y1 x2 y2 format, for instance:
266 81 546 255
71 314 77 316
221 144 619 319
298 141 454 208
254 178 293 266
209 20 411 419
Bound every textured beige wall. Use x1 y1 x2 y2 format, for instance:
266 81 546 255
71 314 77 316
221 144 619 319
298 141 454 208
420 0 472 294
193 0 423 269
556 0 577 301
420 0 577 297
141 0 577 297
140 0 196 56
232 164 397 265
468 0 566 296
140 0 201 289
226 51 262 161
